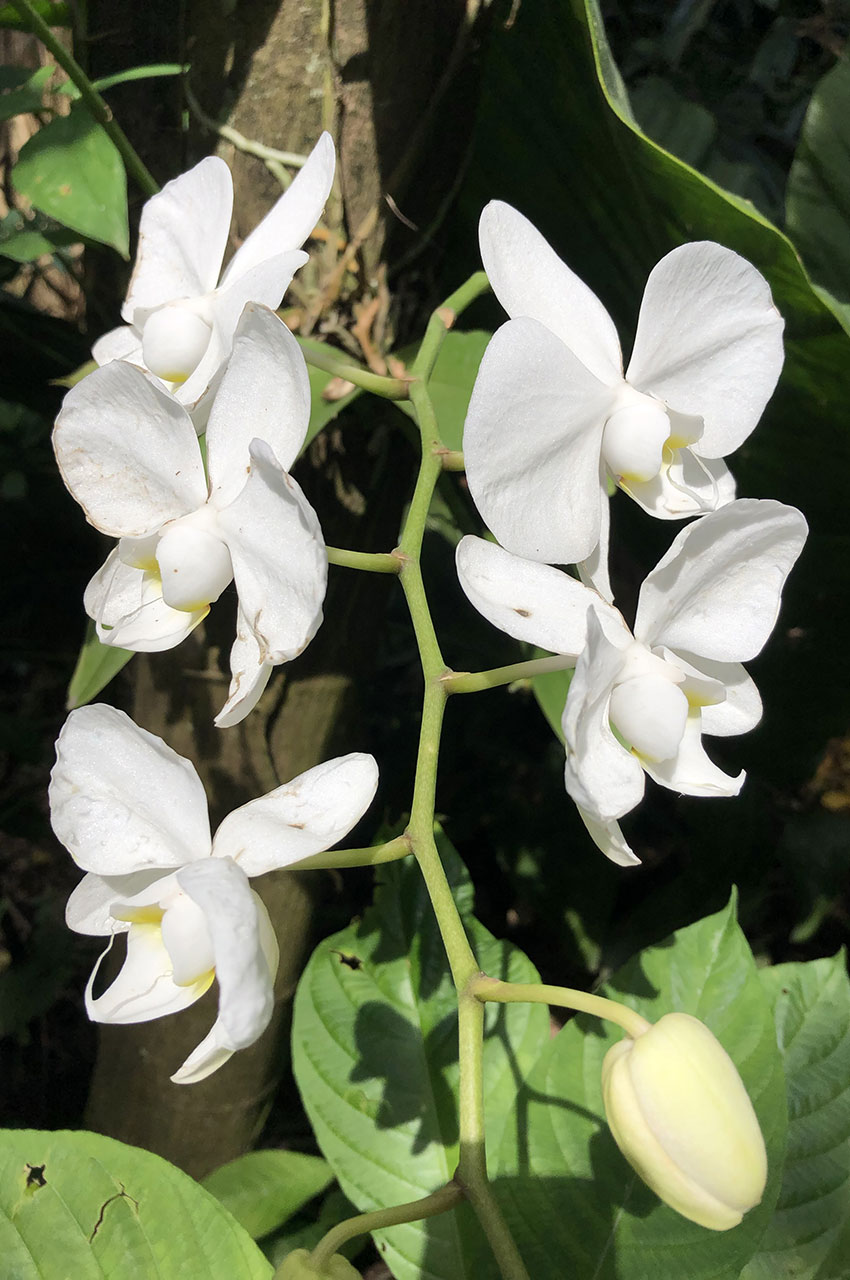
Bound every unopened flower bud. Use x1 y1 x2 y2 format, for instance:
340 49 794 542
275 1248 360 1279
601 1012 767 1230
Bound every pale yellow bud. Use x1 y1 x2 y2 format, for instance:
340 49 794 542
274 1248 360 1279
601 1011 767 1230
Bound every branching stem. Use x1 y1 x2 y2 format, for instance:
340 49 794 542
306 1183 464 1274
302 342 411 399
469 977 652 1039
384 280 529 1280
444 653 576 694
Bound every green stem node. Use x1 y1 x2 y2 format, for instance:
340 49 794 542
326 546 402 574
437 448 465 471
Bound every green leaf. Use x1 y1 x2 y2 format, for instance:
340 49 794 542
66 620 133 709
292 830 549 1280
786 57 850 307
203 1150 334 1242
0 219 79 263
457 0 850 779
493 896 787 1280
12 103 128 256
0 65 52 121
298 337 364 451
0 1 71 28
630 75 717 171
262 1188 360 1267
0 228 56 261
530 659 570 742
0 1129 272 1278
427 330 490 452
741 954 850 1280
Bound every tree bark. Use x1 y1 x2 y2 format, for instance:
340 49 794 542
82 0 473 1178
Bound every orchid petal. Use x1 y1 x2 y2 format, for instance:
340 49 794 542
85 550 207 652
91 324 143 367
624 452 736 520
214 606 274 729
626 241 784 458
217 440 327 663
464 317 615 564
53 362 206 538
49 704 212 875
562 610 645 824
171 861 278 1084
221 132 335 285
175 251 307 408
479 201 622 385
206 304 312 504
664 651 763 738
86 924 213 1024
123 156 232 321
212 753 379 876
642 712 745 798
577 469 614 602
455 535 627 655
634 499 808 662
65 868 171 936
577 808 640 868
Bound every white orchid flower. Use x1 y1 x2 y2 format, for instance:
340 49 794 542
92 132 335 409
465 202 785 598
54 303 326 727
456 500 807 865
49 704 379 1084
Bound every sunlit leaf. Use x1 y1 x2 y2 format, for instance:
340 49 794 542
0 1129 272 1278
203 1150 333 1242
292 830 549 1280
494 895 787 1280
12 103 128 256
742 954 850 1280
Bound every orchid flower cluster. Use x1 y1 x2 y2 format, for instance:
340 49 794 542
50 134 385 1082
47 134 806 1268
459 202 807 865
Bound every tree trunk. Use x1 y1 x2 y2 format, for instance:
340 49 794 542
83 0 475 1178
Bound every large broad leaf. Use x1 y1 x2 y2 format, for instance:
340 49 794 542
786 58 850 308
742 954 850 1280
292 830 549 1280
0 1129 272 1278
12 103 128 256
455 0 850 780
202 1150 334 1242
492 896 787 1280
